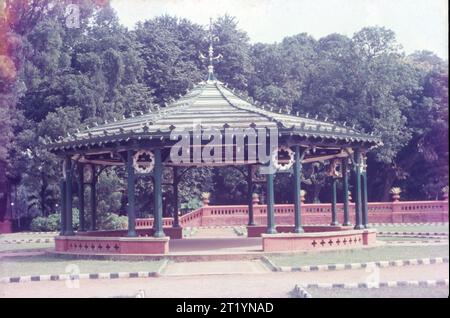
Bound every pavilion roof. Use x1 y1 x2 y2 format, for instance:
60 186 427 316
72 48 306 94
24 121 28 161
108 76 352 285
47 80 382 152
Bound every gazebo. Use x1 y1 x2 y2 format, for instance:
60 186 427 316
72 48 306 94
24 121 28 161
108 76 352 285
47 34 381 255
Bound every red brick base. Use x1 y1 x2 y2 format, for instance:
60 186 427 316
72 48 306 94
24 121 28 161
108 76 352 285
55 236 169 255
76 227 183 240
262 229 376 252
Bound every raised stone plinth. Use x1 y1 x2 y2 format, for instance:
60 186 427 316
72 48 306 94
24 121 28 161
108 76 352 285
247 225 352 237
55 235 169 255
77 227 183 240
261 229 376 252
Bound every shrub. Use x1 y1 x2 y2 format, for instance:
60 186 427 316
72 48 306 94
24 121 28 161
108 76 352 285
180 197 202 214
100 213 128 230
29 208 79 232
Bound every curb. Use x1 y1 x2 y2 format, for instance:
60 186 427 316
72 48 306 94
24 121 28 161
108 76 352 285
378 231 448 236
369 222 448 227
260 256 279 271
385 241 447 246
156 259 170 275
272 256 449 272
1 238 54 244
1 259 170 284
1 232 59 235
292 285 313 298
302 279 449 289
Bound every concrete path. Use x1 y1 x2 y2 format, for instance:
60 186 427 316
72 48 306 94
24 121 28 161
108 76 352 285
1 263 448 298
189 227 238 238
162 260 270 276
169 237 262 254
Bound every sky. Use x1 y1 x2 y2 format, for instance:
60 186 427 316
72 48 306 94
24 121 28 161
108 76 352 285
110 0 448 59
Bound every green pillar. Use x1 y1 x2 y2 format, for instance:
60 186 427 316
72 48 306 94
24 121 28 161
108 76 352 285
153 148 165 237
266 170 277 234
293 145 304 233
65 157 74 235
90 165 97 231
362 169 369 228
126 150 137 237
172 167 180 228
78 164 85 231
59 179 66 236
330 177 339 226
354 149 364 230
247 166 255 226
342 158 351 226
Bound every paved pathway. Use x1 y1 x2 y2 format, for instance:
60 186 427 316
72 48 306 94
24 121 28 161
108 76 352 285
189 227 239 238
1 263 448 298
162 260 269 276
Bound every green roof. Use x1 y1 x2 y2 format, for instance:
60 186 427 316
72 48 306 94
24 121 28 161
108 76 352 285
47 80 381 152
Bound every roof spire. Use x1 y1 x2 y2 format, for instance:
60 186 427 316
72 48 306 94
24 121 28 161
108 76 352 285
199 18 222 82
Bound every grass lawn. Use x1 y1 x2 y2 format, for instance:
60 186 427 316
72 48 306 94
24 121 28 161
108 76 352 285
304 286 449 298
0 255 166 277
373 225 449 234
377 236 448 242
0 233 56 241
0 242 54 252
269 245 449 267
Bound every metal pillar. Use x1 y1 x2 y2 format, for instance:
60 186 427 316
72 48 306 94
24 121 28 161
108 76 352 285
78 164 85 231
354 149 364 229
342 158 351 226
330 178 339 225
59 179 66 235
65 157 74 235
172 167 180 228
126 150 137 237
293 145 304 233
153 148 165 237
247 165 255 226
266 171 277 234
362 169 369 228
90 164 97 231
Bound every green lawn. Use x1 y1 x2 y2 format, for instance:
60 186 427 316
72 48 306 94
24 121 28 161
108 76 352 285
0 234 56 242
0 255 165 277
373 225 449 234
0 242 54 252
270 245 449 267
377 236 448 242
303 285 449 298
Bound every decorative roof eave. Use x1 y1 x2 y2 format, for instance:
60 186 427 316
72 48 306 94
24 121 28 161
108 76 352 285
46 81 382 153
46 126 380 153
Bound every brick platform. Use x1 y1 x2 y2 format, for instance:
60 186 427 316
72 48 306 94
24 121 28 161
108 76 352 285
55 236 169 255
76 227 182 240
262 229 376 252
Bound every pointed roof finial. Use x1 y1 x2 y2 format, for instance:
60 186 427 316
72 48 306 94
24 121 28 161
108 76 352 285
199 18 222 82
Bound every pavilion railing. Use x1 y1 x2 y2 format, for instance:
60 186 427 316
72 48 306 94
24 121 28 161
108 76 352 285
135 200 449 228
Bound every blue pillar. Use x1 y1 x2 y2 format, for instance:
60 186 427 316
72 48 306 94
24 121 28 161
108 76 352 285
153 148 165 237
342 158 351 226
293 145 304 233
78 164 85 231
59 179 66 235
330 178 339 225
247 165 255 226
126 150 137 237
362 169 369 228
266 170 277 234
173 166 180 228
354 149 364 230
65 157 74 235
90 164 97 231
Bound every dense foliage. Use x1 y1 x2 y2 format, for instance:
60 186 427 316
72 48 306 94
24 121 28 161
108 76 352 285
0 1 448 225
